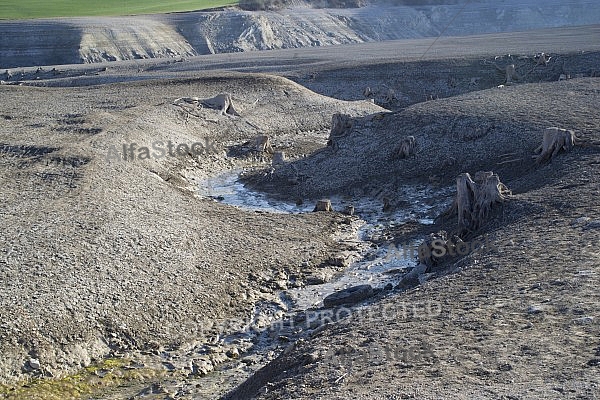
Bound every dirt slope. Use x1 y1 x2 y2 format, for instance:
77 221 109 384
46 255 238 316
0 73 381 382
1 0 600 68
225 78 600 400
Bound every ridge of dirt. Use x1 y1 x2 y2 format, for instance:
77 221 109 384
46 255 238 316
224 79 600 400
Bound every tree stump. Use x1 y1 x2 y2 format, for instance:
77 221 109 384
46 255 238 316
272 151 285 165
382 196 392 212
384 87 396 103
443 171 511 234
535 52 550 66
394 136 416 159
327 113 353 150
200 93 240 116
533 127 576 164
363 87 373 98
313 199 332 212
505 64 520 84
254 135 273 153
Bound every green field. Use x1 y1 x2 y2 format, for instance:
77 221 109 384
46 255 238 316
0 0 237 19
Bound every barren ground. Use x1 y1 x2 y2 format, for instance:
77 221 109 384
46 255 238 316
0 25 599 400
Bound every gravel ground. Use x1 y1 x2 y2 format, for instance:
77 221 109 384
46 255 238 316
227 79 600 399
0 25 599 399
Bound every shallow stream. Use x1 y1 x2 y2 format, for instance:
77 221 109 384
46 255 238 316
197 169 449 310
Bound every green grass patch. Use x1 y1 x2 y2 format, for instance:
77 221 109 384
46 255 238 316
0 358 164 400
0 0 237 20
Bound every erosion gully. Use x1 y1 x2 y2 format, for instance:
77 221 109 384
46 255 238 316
101 168 450 399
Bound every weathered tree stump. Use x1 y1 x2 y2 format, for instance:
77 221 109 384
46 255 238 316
442 171 511 234
417 230 471 270
272 151 285 165
254 135 273 153
384 87 396 103
201 93 240 116
313 199 332 212
363 86 373 98
394 136 416 159
533 127 576 164
327 113 353 150
382 196 392 212
535 52 550 66
505 64 520 84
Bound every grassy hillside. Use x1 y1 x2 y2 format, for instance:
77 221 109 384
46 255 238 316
0 0 237 19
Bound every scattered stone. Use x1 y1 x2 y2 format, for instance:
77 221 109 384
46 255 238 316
162 361 176 371
306 272 331 285
573 316 594 325
527 305 545 315
498 363 512 371
583 220 600 230
587 359 600 367
226 348 240 359
327 252 351 268
28 358 41 370
192 359 213 376
397 263 428 289
323 284 373 308
571 216 591 226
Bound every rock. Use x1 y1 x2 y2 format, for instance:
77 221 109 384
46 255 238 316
342 205 355 216
527 305 545 314
226 348 240 359
313 199 332 212
571 216 590 226
192 359 213 376
583 220 600 230
398 263 428 288
327 253 351 268
28 358 41 370
573 316 594 325
306 272 331 285
162 361 176 371
323 284 373 308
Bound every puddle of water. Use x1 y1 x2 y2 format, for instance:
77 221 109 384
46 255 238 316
196 169 313 213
